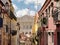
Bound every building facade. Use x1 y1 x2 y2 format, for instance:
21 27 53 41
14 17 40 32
17 15 34 34
0 0 17 45
38 0 60 45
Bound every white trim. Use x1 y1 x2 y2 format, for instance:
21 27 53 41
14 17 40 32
46 30 55 32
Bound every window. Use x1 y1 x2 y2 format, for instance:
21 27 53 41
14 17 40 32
52 32 54 42
23 25 28 29
46 9 47 15
52 8 53 15
51 2 53 7
23 25 25 29
46 9 48 18
49 6 50 14
43 17 47 25
48 32 51 35
25 32 28 34
6 25 8 33
51 2 54 16
30 25 32 29
26 25 28 29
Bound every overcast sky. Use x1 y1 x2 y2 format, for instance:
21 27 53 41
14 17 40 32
12 0 46 17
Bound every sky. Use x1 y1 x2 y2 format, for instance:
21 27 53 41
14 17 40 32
12 0 46 17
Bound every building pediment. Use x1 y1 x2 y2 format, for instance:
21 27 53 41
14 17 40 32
19 15 34 22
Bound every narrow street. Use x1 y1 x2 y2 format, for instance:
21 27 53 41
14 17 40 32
0 0 60 45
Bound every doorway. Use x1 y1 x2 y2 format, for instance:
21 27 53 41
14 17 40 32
57 32 60 45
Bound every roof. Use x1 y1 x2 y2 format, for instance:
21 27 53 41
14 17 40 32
38 0 51 15
17 15 34 22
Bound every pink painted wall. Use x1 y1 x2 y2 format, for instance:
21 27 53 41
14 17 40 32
47 16 56 30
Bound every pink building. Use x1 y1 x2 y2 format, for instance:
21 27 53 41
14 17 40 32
38 0 60 45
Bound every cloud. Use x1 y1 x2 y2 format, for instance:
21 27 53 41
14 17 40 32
34 5 38 10
24 0 46 10
24 0 46 6
17 0 23 2
30 10 35 16
16 8 29 17
11 0 14 1
12 0 23 2
12 3 18 11
16 8 35 17
12 0 46 17
24 0 33 4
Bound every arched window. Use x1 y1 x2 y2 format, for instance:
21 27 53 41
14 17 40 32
49 6 50 15
51 2 53 7
51 2 54 16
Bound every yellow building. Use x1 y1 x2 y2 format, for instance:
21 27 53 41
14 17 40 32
32 13 39 34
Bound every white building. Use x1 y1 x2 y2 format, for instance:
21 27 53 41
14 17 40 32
17 15 34 34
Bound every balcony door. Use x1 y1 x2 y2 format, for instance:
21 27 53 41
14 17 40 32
57 32 60 45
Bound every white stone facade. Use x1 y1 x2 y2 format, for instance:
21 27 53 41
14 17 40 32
17 15 34 34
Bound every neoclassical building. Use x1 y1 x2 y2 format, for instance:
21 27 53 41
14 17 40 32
17 15 34 34
38 0 60 45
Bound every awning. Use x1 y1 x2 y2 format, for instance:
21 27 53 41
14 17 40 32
10 10 17 21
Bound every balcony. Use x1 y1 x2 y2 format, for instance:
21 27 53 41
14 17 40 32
52 8 60 24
